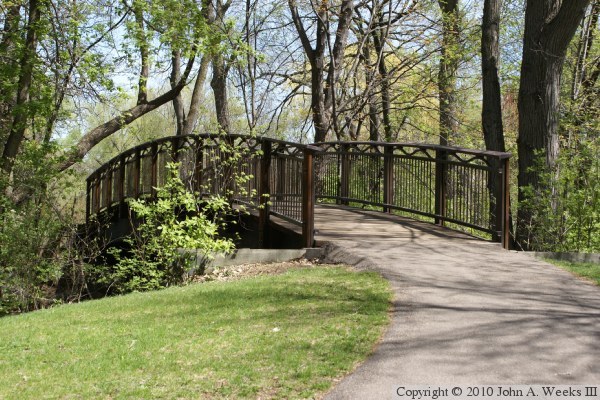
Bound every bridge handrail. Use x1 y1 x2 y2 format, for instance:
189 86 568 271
317 141 512 159
314 141 512 248
87 135 512 249
87 134 315 182
86 134 318 247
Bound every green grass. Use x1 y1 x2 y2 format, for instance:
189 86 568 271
545 258 600 285
0 266 391 399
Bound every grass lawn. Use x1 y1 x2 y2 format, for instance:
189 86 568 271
0 265 391 399
545 258 600 285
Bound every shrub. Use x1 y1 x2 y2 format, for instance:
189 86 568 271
105 163 236 293
518 138 599 252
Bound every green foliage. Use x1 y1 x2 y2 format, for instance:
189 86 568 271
0 142 74 315
105 163 235 293
518 139 599 252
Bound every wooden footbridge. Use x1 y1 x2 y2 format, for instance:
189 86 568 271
86 134 512 249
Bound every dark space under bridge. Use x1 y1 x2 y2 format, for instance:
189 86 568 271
86 134 512 250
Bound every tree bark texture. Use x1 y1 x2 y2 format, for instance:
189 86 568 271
516 0 591 248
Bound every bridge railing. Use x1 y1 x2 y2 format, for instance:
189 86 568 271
314 141 511 248
87 135 512 249
86 134 318 247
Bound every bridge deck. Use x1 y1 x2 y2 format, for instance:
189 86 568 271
294 205 600 396
314 203 482 246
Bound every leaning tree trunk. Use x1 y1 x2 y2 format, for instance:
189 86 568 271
516 0 591 249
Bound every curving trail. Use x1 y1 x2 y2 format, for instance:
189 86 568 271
313 205 600 399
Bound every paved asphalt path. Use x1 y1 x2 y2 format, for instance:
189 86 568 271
313 205 600 399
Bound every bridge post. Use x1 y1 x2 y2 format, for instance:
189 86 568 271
434 148 448 226
383 146 394 213
193 140 204 193
151 142 158 198
93 178 100 215
499 158 511 250
118 155 126 218
85 179 91 222
133 148 141 199
104 170 112 217
171 136 180 163
302 148 315 248
340 143 350 205
258 140 272 248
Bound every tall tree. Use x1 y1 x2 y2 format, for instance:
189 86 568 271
207 0 233 134
288 0 353 142
1 0 41 174
481 0 505 154
481 0 507 241
437 0 460 145
516 0 592 248
570 0 600 129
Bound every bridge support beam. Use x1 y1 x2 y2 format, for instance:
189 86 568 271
302 148 315 248
434 149 448 226
258 141 272 248
339 143 350 205
383 146 394 213
499 158 511 250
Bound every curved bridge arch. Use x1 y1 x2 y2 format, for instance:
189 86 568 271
86 134 512 249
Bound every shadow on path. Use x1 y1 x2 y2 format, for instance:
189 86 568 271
314 206 600 399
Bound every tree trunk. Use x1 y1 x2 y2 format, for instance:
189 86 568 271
133 2 149 105
289 0 352 143
1 0 41 175
182 0 215 136
576 1 600 113
438 0 460 145
362 39 380 141
481 0 505 153
516 0 591 249
211 53 231 134
371 19 392 142
171 50 185 136
324 0 353 140
481 0 508 242
208 0 232 134
182 55 210 136
0 4 22 148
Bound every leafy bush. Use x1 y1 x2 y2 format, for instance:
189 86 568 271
105 163 236 293
0 142 73 315
518 138 599 252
